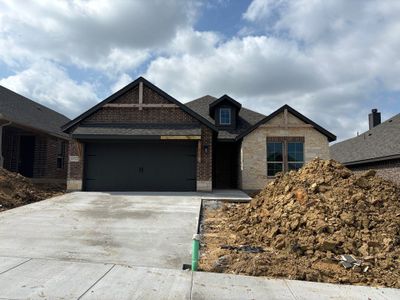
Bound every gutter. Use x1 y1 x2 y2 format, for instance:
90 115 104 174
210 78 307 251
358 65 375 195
343 154 400 166
0 114 69 140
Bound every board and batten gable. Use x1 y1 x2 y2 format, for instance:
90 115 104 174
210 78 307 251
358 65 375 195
239 110 330 190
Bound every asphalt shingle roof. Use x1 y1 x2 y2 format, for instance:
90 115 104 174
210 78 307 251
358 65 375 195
185 95 266 140
0 85 70 138
72 125 201 138
330 113 400 164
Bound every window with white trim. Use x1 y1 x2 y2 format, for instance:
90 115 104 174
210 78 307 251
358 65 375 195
219 108 231 125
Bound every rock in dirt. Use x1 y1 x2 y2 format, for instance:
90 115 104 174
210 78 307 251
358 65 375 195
0 168 64 212
199 158 400 288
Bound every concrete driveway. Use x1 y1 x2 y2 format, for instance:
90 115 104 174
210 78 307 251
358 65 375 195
0 191 398 299
0 192 201 268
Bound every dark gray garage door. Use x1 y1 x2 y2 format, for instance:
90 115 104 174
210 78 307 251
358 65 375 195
84 141 197 191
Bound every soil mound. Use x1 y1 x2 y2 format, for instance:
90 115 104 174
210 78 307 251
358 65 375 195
199 159 400 287
0 168 64 212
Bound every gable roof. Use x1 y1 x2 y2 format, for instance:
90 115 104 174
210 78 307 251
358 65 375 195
330 113 400 164
209 94 242 115
0 85 70 138
186 95 266 140
236 104 337 142
62 77 217 133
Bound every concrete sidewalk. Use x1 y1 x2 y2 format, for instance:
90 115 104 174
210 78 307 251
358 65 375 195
0 256 398 299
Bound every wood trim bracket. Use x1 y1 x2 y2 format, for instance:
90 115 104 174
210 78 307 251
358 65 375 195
160 136 201 140
138 81 143 110
103 103 179 108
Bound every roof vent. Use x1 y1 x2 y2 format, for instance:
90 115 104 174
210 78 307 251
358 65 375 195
368 109 381 129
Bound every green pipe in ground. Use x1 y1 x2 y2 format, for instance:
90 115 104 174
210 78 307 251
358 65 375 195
192 234 200 271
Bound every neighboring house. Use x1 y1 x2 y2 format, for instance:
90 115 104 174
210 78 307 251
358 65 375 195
331 109 400 185
63 77 335 192
0 86 70 184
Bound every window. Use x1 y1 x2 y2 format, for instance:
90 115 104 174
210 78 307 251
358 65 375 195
288 142 304 171
219 108 231 125
267 138 304 176
57 141 66 169
267 142 283 176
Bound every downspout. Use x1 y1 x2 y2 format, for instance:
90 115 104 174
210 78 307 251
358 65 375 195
0 114 12 168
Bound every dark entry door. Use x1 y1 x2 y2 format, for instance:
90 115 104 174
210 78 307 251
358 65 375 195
84 141 197 191
214 142 239 189
19 136 35 177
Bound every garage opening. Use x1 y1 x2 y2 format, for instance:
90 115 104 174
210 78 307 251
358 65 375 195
83 140 197 191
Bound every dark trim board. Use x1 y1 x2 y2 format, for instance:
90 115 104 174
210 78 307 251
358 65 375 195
73 135 200 140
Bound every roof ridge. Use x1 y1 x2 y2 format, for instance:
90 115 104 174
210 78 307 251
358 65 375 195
240 106 266 117
185 95 217 105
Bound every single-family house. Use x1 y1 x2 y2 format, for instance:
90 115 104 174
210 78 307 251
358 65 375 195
63 77 335 192
0 86 70 184
331 109 400 184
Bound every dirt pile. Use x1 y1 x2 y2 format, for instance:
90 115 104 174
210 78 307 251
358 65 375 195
0 168 64 212
199 159 400 287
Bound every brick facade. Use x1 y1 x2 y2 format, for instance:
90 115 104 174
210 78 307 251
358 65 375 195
82 86 198 125
197 125 213 191
66 140 84 190
2 126 68 183
67 83 213 191
82 107 198 125
348 159 400 186
240 111 330 190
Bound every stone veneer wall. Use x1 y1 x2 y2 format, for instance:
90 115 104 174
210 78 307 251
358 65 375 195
239 111 330 190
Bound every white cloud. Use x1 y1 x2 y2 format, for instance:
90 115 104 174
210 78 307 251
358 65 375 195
0 0 399 142
243 0 286 23
111 73 133 93
0 0 196 73
0 61 99 118
144 0 400 141
166 28 221 56
147 36 324 98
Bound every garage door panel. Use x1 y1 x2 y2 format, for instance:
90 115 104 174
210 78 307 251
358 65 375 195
84 141 196 191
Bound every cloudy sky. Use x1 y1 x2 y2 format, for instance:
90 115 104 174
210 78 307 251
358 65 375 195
0 0 399 141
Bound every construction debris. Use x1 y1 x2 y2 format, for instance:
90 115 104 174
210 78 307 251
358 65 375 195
0 168 64 212
338 255 362 269
199 159 400 288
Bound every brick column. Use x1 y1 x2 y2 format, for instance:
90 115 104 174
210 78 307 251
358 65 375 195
196 126 212 191
67 140 84 191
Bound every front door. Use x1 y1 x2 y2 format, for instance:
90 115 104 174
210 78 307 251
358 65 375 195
19 136 35 177
214 141 239 189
